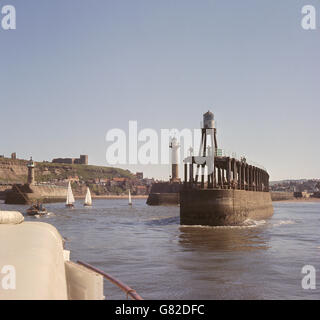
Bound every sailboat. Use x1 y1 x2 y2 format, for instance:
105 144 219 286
128 189 132 206
84 187 92 207
66 181 75 208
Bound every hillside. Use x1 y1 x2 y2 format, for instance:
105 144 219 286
0 158 28 184
0 158 134 185
270 179 320 193
35 162 134 183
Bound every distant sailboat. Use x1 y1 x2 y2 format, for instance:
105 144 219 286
84 187 92 207
128 189 132 206
66 181 75 208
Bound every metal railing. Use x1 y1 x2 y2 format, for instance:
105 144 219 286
214 148 267 172
77 261 143 300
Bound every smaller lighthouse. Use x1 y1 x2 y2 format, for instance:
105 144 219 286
27 157 35 185
169 137 181 183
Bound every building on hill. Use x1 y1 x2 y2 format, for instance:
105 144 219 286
78 155 88 165
67 176 80 182
136 172 143 180
94 178 109 185
52 158 74 164
52 155 88 165
135 185 147 195
143 178 154 186
110 177 127 187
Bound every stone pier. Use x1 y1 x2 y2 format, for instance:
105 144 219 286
181 156 273 226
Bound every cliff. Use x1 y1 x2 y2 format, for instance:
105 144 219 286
0 158 28 184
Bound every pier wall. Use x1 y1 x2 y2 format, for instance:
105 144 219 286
0 185 11 200
148 182 181 193
5 184 67 204
270 191 294 201
146 182 181 206
146 193 179 206
180 189 273 226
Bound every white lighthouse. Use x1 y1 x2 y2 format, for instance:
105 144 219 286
169 137 180 182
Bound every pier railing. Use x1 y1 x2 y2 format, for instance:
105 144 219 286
215 148 267 172
77 261 143 300
183 154 270 192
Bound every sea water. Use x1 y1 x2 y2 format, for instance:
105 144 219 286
2 200 320 300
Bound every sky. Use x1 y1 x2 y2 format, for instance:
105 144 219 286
0 0 319 181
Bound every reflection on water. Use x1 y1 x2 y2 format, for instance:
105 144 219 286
179 225 270 252
1 199 320 299
145 216 179 226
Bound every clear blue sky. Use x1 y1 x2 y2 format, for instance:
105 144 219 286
0 0 319 181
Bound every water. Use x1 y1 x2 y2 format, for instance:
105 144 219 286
2 200 320 300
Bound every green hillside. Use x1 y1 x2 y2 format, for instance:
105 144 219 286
35 162 134 182
0 157 134 184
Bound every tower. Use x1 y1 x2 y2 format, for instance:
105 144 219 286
79 155 88 165
27 157 35 185
169 137 180 182
194 111 217 188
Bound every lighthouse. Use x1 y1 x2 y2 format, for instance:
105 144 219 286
183 111 217 189
195 111 217 188
27 157 35 185
169 137 180 182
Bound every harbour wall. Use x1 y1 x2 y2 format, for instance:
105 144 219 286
0 185 12 200
5 184 67 204
146 182 181 206
146 193 179 206
270 191 294 201
180 189 274 226
147 189 296 206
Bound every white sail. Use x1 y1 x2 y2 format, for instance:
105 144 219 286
66 181 75 205
128 189 132 205
84 187 92 206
